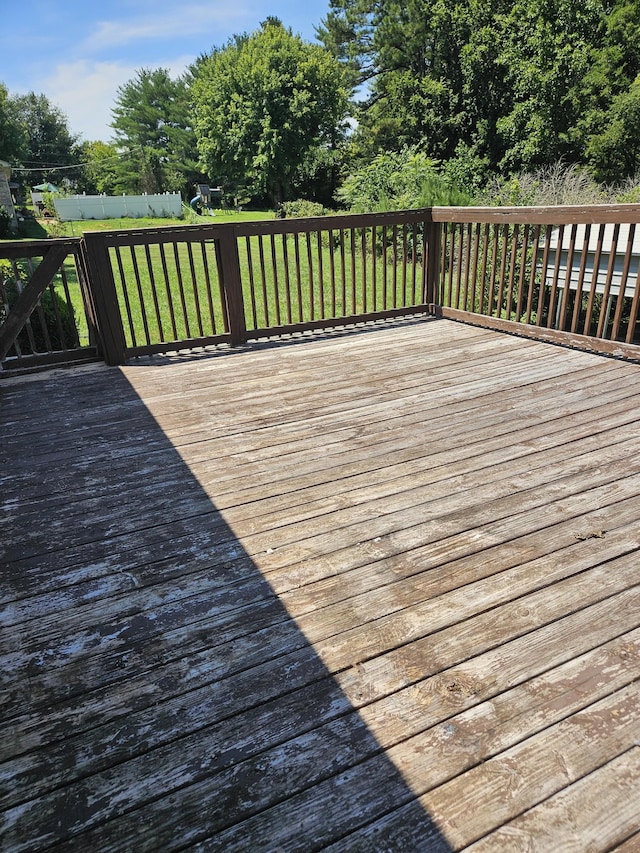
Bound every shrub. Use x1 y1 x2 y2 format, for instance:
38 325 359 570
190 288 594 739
336 147 474 212
278 199 328 218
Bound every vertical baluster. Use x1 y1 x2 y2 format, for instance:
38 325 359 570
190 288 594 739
391 224 398 308
258 235 269 327
361 226 367 313
113 246 137 346
382 226 389 308
306 231 315 321
460 223 472 311
339 229 347 315
446 224 456 308
515 224 530 323
556 224 578 330
144 244 164 341
282 234 293 324
596 224 619 338
59 263 80 347
328 229 337 317
199 240 217 335
294 232 303 322
372 225 378 310
158 243 178 340
611 224 635 341
582 224 605 336
350 228 356 314
478 224 490 313
545 225 565 329
186 242 204 337
270 234 281 326
468 223 481 314
525 226 541 325
130 245 151 344
401 224 408 307
487 225 500 316
172 242 191 338
504 224 520 320
244 236 259 329
46 279 66 350
495 225 510 319
570 225 591 334
317 231 326 319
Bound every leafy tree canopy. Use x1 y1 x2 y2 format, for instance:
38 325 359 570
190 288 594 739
319 0 640 183
0 83 26 165
2 90 77 188
191 19 350 205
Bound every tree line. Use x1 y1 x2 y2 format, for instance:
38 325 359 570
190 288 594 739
1 6 639 216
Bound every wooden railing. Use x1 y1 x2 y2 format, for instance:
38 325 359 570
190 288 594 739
3 204 640 370
431 205 640 359
0 238 99 370
80 210 438 364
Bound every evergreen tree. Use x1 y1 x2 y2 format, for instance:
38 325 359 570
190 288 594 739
110 68 201 195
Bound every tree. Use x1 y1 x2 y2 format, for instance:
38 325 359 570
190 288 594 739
5 91 77 188
0 83 25 165
191 19 350 206
73 140 121 195
493 0 604 173
318 0 490 162
571 0 640 180
110 68 202 195
319 0 609 179
585 75 640 182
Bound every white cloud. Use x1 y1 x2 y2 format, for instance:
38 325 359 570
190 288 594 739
46 56 196 141
84 3 246 49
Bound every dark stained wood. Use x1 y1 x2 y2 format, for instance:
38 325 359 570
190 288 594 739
0 242 71 360
2 318 640 851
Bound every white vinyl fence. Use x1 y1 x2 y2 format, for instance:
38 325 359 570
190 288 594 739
54 193 183 221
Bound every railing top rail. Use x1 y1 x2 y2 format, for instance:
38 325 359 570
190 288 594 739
0 236 82 258
80 209 436 247
429 203 640 225
231 209 434 236
77 204 640 247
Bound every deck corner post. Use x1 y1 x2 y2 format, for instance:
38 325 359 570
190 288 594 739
217 228 247 347
424 221 442 310
81 231 127 365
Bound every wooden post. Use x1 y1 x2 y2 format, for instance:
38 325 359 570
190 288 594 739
82 231 128 365
424 221 442 308
216 227 247 346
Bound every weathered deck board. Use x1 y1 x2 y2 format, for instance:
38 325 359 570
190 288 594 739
2 317 640 851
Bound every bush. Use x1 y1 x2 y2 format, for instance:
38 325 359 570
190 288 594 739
277 199 329 218
336 147 474 212
0 262 79 354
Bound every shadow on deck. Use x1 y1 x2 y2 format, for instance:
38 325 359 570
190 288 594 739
1 352 450 851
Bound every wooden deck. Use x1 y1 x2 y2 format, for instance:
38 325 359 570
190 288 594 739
2 317 640 852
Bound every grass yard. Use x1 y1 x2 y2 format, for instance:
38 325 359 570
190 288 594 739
110 228 429 349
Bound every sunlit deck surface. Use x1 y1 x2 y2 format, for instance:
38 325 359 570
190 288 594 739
2 317 640 852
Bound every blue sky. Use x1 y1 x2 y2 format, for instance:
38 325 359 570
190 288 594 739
2 0 332 143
